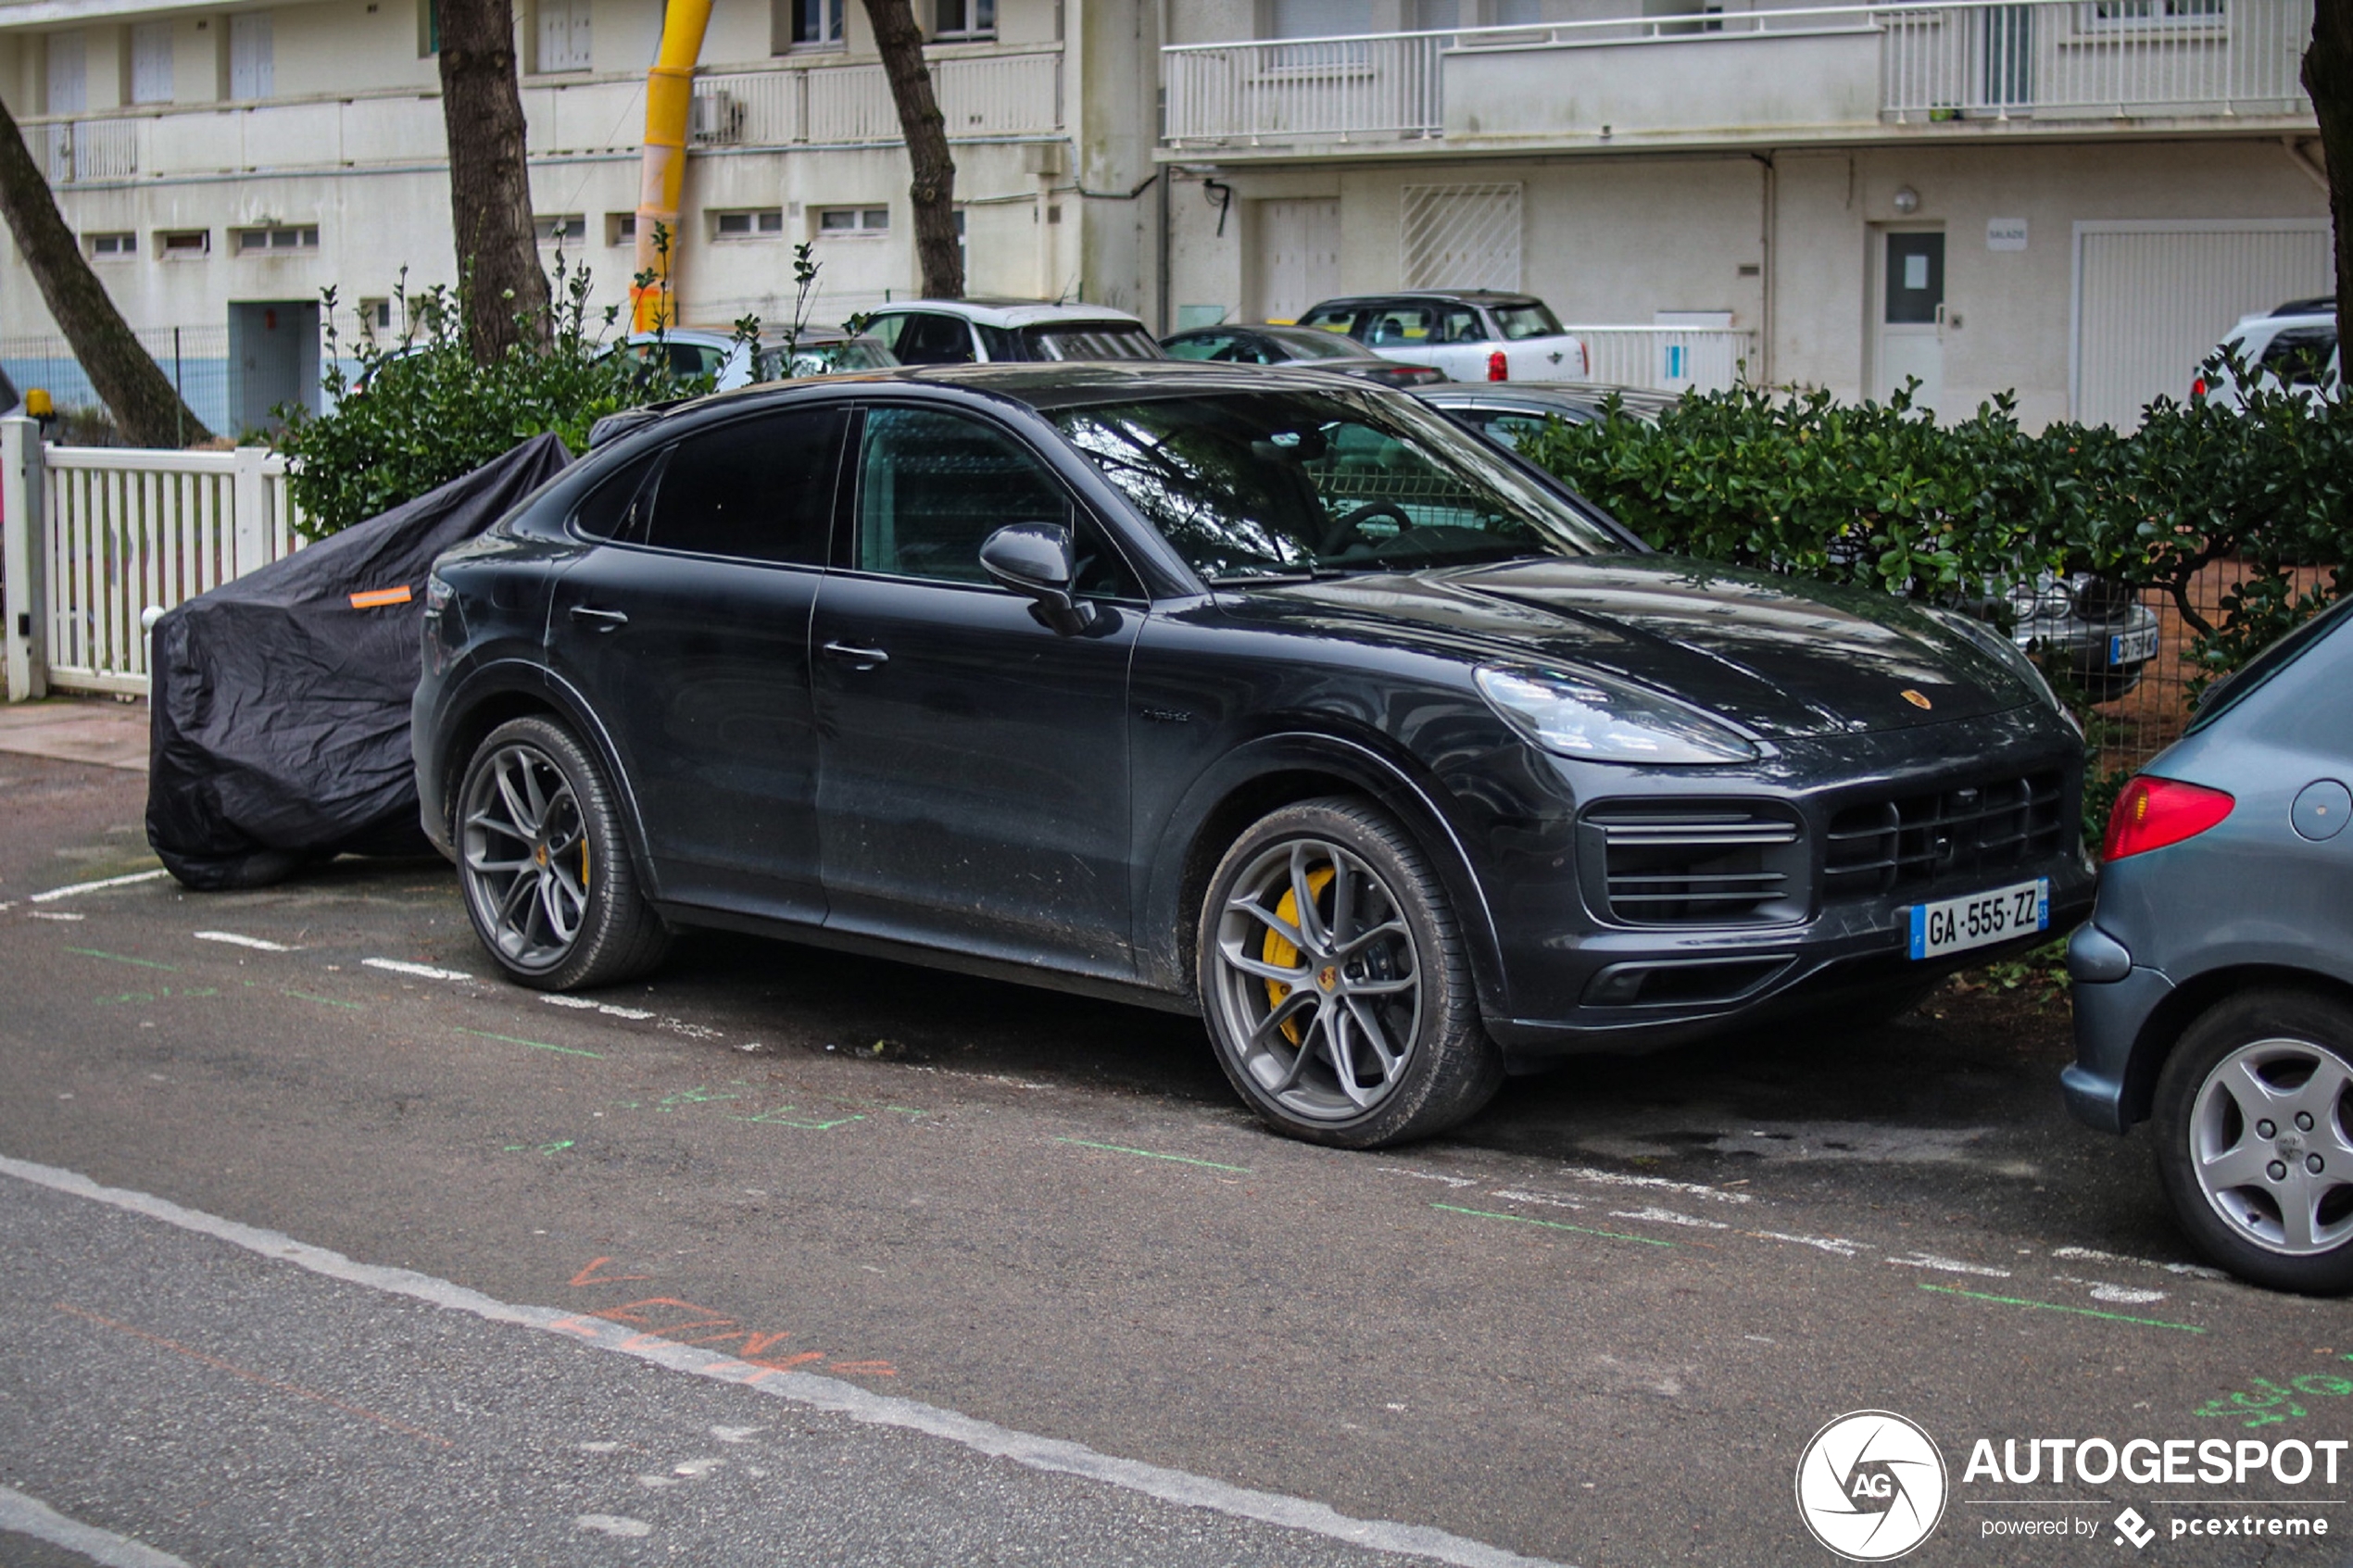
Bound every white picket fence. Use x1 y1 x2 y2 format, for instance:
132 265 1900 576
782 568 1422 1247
2 419 303 700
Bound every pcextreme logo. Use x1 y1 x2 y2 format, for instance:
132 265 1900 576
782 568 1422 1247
1795 1410 1951 1562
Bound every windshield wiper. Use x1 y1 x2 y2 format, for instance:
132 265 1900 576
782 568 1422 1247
1209 567 1351 585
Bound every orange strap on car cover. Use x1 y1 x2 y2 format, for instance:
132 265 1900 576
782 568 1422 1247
348 586 413 609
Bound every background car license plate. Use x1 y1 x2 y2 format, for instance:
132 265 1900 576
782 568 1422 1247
1907 877 2049 960
2109 625 2159 665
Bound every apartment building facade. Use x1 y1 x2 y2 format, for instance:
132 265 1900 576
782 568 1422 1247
0 0 1162 429
1156 0 2331 426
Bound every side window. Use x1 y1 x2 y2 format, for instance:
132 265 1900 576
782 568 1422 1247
855 407 1138 597
1299 305 1361 339
572 449 663 544
2260 325 2338 389
640 408 848 565
863 314 909 354
666 342 726 377
1366 307 1434 347
1435 307 1484 344
1164 332 1233 361
893 313 977 366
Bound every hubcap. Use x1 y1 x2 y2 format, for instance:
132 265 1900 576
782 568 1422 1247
1210 837 1423 1123
459 743 590 972
2189 1036 2353 1257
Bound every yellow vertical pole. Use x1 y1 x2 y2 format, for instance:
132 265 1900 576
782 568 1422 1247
631 0 716 331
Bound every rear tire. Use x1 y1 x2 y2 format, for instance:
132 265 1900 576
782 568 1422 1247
1196 797 1504 1148
2151 987 2353 1294
455 716 670 991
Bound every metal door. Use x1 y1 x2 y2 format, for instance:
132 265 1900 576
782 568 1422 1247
1874 231 1944 414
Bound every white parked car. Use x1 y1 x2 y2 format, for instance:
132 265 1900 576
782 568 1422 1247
2194 296 2340 409
861 298 1165 364
1297 291 1589 383
616 325 896 389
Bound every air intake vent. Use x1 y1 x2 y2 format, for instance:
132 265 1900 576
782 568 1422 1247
1824 771 2066 899
1585 802 1806 926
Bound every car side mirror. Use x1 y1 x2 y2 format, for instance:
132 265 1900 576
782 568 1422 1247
980 523 1096 633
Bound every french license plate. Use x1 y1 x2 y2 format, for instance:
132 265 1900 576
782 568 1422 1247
2108 625 2159 665
1907 877 2050 960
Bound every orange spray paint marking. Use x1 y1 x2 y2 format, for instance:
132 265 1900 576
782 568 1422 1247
57 1301 453 1447
570 1257 654 1287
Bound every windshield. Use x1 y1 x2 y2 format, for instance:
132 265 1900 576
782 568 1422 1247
2186 593 2353 734
1266 330 1367 362
1026 324 1165 362
1051 387 1620 583
758 338 895 378
1493 303 1565 341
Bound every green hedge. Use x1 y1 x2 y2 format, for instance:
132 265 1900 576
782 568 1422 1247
1517 371 2353 689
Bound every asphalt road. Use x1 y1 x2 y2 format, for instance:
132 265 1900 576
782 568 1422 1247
2 749 2347 1567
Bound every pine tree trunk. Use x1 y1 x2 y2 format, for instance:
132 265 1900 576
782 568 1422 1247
2308 0 2352 334
862 0 964 299
434 0 553 361
0 96 213 445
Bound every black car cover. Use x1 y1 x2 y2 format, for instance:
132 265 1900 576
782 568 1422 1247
146 433 573 891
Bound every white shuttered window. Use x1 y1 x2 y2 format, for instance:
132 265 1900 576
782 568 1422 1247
230 14 273 99
538 0 592 72
131 22 174 105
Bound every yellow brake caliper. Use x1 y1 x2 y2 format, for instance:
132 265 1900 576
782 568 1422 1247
1263 865 1334 1046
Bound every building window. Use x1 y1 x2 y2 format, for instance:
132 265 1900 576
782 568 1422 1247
233 224 320 255
2090 0 2223 16
713 208 786 240
158 229 210 258
359 297 395 332
934 0 993 39
775 0 845 49
420 0 439 56
45 31 86 116
229 13 273 98
131 21 174 105
816 206 889 236
536 0 592 71
535 213 586 245
87 231 137 259
608 212 638 245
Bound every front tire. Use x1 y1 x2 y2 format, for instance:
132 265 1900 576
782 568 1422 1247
2152 988 2353 1294
455 716 670 991
1197 797 1504 1148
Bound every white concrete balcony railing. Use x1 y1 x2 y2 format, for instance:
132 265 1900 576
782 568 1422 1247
23 45 1064 185
1161 0 2314 149
691 48 1063 146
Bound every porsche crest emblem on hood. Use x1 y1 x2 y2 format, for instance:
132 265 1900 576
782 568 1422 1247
1901 689 1934 710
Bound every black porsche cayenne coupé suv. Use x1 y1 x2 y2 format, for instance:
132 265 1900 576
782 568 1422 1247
415 362 2093 1147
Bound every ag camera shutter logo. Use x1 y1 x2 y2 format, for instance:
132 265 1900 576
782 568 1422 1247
1795 1411 1949 1561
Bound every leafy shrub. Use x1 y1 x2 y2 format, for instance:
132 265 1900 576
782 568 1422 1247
1519 367 2353 693
276 260 745 538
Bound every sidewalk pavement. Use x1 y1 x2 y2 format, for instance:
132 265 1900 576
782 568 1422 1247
0 697 149 772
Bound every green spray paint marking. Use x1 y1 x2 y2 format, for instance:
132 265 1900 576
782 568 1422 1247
1917 1283 2206 1333
67 947 181 972
94 986 219 1006
282 988 365 1011
503 1139 576 1156
1431 1201 1676 1248
456 1027 604 1060
656 1085 748 1110
1054 1137 1252 1173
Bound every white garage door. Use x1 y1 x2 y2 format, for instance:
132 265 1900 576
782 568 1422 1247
2073 220 2332 429
1256 198 1340 323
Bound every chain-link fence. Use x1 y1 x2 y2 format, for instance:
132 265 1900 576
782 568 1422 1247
0 327 231 443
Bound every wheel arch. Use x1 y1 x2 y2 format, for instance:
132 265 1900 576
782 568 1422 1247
434 667 661 898
2122 963 2353 1126
1142 732 1507 1020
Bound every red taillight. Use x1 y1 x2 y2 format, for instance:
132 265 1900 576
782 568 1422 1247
2103 775 2234 861
1487 350 1508 382
2191 375 2208 398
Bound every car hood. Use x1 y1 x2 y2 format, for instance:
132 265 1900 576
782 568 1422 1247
1230 555 2032 739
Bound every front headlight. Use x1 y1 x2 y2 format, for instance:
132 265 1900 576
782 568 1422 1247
1475 665 1759 765
1923 606 2077 729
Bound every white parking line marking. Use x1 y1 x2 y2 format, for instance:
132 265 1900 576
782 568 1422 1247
362 958 474 982
1886 1252 2012 1279
2055 1274 2171 1305
0 1152 1570 1568
540 996 657 1022
1556 1165 1753 1204
1606 1206 1730 1231
30 869 172 902
2050 1245 2228 1281
27 910 85 922
0 1482 191 1567
575 1515 653 1538
1749 1231 1869 1258
194 931 293 952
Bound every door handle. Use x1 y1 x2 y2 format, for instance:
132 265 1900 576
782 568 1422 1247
569 605 628 630
822 639 890 670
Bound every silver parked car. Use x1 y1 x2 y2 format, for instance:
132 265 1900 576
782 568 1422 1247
2066 596 2353 1292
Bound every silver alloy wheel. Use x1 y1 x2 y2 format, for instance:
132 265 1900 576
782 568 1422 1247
459 742 591 972
1209 837 1424 1122
2188 1036 2353 1256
